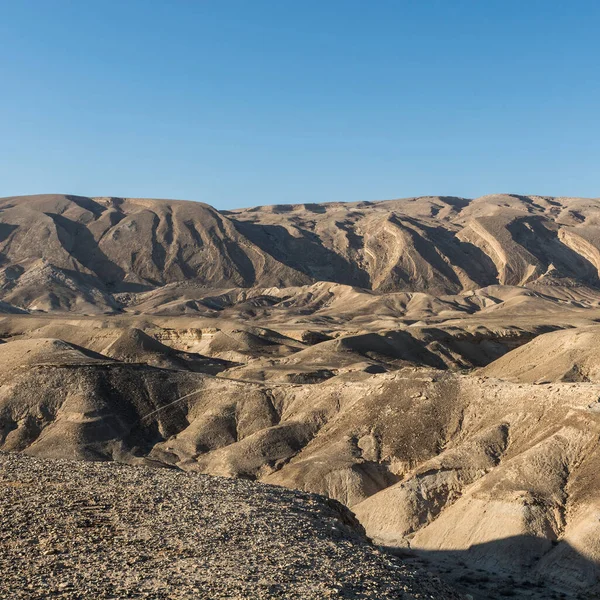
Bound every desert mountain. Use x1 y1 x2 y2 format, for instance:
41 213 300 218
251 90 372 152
1 193 600 313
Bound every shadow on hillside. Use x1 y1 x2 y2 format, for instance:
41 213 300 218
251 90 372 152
399 215 500 288
45 212 126 285
507 216 600 287
232 220 371 287
65 194 108 218
383 536 599 600
0 222 18 244
0 223 18 267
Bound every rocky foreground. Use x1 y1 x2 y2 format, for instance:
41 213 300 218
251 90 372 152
0 452 461 599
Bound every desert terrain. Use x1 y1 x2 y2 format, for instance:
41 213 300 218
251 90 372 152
2 193 600 598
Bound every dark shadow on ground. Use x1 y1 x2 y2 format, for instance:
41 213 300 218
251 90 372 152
382 536 599 600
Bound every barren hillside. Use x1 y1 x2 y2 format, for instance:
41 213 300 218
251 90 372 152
1 193 600 313
3 193 600 598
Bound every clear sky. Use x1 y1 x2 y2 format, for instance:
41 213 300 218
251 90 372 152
1 1 598 209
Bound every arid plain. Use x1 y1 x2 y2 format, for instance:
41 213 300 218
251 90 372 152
2 193 600 599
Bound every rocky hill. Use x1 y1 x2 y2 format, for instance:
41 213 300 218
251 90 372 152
0 452 461 599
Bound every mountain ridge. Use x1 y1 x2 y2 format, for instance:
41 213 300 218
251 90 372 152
1 192 600 314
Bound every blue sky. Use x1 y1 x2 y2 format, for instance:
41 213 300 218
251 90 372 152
1 1 598 209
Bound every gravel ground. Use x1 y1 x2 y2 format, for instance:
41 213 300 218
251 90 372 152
0 452 461 599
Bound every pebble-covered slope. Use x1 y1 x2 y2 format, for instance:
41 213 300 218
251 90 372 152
0 452 461 600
